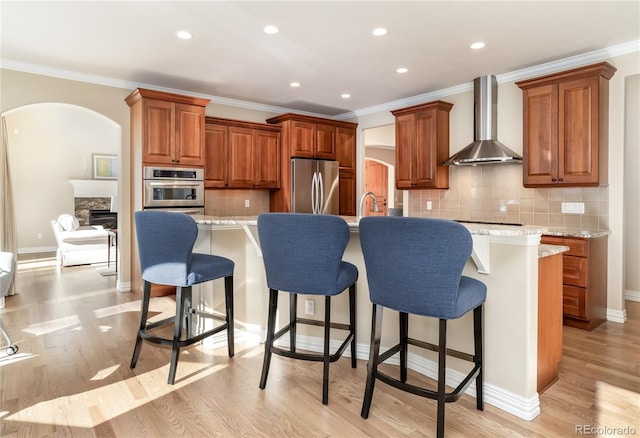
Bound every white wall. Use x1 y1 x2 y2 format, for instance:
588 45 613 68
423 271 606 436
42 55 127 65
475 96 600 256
5 104 119 251
624 74 640 300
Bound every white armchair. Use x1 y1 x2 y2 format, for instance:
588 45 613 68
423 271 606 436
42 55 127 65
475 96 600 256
51 214 113 267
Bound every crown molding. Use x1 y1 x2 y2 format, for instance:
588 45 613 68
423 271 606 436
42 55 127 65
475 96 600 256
338 39 640 120
497 39 640 84
2 39 638 121
0 59 328 119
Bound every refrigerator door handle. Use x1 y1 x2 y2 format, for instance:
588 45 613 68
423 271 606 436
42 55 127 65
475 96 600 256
318 172 324 213
311 172 318 214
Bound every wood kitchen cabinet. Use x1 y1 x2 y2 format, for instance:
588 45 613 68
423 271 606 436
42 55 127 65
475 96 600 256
125 88 210 167
336 126 357 216
204 117 280 189
537 251 564 393
516 62 616 187
540 234 608 331
267 113 358 214
391 100 453 190
204 122 228 188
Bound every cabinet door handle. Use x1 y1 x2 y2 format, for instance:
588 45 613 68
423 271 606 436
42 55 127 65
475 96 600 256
551 178 557 182
558 178 564 182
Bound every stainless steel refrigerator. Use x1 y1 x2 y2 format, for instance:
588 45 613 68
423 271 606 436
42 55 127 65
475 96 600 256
290 158 339 214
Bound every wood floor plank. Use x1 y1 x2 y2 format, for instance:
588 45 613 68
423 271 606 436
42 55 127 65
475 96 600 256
1 259 638 437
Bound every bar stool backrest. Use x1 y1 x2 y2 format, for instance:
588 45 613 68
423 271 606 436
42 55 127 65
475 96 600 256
258 213 350 296
135 211 197 287
359 217 472 318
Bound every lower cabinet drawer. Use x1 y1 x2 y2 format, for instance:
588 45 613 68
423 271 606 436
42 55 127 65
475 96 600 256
563 255 588 287
563 285 587 320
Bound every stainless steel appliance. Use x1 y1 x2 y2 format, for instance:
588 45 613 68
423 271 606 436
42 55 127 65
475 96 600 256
290 158 339 214
143 166 205 211
444 75 523 165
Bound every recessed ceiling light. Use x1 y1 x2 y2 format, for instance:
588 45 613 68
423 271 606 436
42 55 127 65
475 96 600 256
264 25 279 34
290 82 301 88
176 30 192 40
396 67 408 74
341 93 351 99
372 27 388 36
470 42 485 49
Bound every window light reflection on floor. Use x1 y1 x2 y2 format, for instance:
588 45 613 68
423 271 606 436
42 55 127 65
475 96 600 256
595 380 640 432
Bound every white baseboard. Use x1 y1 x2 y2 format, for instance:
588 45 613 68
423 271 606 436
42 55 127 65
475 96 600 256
17 245 57 254
625 290 640 302
116 281 131 292
273 333 540 421
607 307 628 323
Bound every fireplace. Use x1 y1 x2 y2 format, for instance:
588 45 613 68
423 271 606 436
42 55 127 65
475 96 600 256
89 209 118 230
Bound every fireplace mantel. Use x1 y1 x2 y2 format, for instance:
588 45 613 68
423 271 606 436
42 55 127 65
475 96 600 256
69 179 117 198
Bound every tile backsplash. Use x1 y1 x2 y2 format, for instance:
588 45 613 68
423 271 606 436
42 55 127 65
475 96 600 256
408 165 609 230
205 189 270 217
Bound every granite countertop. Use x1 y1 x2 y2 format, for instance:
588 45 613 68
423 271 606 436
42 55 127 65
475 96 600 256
193 215 548 237
542 227 610 238
538 244 570 258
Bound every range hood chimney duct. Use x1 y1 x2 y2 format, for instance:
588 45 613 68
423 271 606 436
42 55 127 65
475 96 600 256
444 75 522 166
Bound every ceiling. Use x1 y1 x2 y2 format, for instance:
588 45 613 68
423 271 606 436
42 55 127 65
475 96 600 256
1 1 639 117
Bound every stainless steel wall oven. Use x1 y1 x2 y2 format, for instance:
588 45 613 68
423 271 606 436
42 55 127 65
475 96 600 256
143 166 204 212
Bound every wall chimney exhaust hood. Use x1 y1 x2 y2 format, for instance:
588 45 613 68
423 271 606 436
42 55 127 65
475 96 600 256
444 75 522 166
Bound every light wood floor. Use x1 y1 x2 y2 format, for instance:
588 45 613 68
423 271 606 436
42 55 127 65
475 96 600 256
1 256 638 437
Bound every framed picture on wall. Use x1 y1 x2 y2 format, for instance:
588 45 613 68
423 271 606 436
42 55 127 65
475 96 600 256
93 154 118 179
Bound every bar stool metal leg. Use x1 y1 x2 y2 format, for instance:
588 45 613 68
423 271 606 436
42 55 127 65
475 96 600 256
260 288 278 389
322 295 331 405
436 318 447 438
225 276 235 357
361 303 383 418
130 280 152 368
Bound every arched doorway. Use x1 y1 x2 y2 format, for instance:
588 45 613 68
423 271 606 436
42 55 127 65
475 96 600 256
363 123 401 216
2 103 121 275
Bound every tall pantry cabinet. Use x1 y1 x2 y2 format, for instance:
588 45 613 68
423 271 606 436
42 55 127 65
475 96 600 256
126 88 210 296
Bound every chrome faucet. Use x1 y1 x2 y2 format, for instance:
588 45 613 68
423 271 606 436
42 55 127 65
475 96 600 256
358 191 380 218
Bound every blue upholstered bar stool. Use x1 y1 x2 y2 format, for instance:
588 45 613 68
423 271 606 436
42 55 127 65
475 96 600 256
257 213 358 405
359 217 486 438
131 211 235 385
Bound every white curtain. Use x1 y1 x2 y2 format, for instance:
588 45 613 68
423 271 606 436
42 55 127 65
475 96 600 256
1 116 17 295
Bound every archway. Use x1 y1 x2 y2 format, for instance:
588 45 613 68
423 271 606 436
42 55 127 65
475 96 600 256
362 124 401 215
2 103 121 274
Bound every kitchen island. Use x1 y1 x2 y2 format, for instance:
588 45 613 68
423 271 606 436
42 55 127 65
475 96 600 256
191 215 552 420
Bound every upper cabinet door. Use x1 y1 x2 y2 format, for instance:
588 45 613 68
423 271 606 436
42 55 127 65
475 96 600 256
414 109 437 187
315 123 336 160
227 126 255 188
143 99 174 165
522 84 558 186
558 76 600 185
290 120 315 158
204 123 228 188
394 113 416 189
336 127 355 170
254 129 280 188
174 103 206 166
